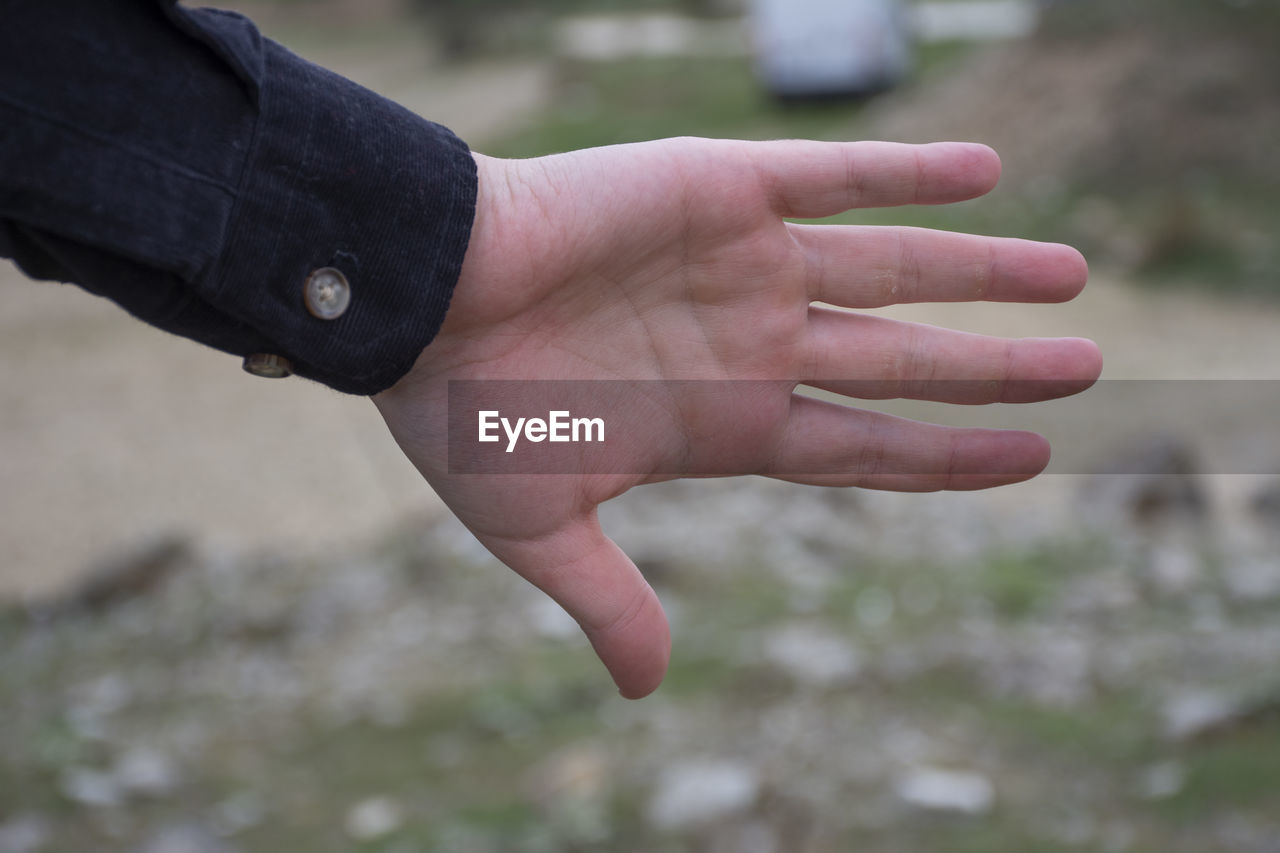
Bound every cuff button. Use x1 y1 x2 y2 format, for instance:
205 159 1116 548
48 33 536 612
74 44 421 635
243 353 294 379
304 267 352 320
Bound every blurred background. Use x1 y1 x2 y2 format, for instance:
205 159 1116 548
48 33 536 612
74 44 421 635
3 0 1280 850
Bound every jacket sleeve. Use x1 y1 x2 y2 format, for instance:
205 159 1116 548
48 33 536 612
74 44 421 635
0 0 477 395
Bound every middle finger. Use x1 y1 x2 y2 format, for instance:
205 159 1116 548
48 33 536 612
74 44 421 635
791 223 1089 308
803 307 1102 404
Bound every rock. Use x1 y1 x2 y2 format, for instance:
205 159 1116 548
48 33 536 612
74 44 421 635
65 673 133 742
1044 810 1097 847
0 816 51 853
60 750 180 810
965 626 1094 708
60 767 121 809
882 727 935 765
1079 435 1207 526
344 796 404 842
424 734 468 770
525 594 580 640
113 747 181 798
1099 820 1137 853
1249 479 1280 523
634 557 680 588
367 693 411 730
854 586 896 631
1161 690 1237 741
1058 569 1139 616
65 705 111 742
208 791 266 838
895 767 995 815
1188 593 1227 633
762 624 861 688
1136 760 1186 800
709 820 780 853
135 823 240 853
1144 541 1204 597
76 673 134 716
526 744 611 803
899 576 942 617
1222 557 1280 603
1163 688 1280 743
646 760 761 830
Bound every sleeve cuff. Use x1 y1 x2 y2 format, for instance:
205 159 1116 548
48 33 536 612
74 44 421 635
206 33 478 395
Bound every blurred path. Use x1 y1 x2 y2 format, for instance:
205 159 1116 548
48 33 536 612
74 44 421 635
0 35 551 602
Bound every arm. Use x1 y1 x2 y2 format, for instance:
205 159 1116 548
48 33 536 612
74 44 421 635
1 0 474 393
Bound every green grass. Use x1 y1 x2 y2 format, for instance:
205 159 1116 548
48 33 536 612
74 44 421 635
974 543 1093 620
1161 730 1280 819
488 39 978 159
487 56 861 158
1124 185 1280 297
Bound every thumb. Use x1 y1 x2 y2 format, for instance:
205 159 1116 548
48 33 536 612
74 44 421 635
483 515 671 699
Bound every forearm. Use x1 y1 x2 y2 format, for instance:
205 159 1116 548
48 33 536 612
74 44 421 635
0 0 477 394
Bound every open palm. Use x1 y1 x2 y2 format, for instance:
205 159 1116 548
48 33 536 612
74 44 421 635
373 138 1101 698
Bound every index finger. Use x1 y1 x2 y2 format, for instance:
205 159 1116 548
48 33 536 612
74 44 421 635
751 140 1001 220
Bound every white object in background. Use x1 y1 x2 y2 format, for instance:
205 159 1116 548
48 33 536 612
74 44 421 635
749 0 913 98
911 1 1040 42
896 766 996 814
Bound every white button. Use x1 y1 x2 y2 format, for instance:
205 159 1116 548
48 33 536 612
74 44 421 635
304 267 351 320
242 353 294 379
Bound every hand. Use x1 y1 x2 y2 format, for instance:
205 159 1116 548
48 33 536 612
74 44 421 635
372 138 1101 698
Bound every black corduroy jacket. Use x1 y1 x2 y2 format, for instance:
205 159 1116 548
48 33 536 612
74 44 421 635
0 0 477 394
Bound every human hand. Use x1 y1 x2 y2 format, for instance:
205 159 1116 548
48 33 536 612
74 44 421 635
372 138 1101 698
